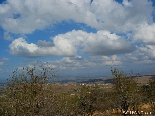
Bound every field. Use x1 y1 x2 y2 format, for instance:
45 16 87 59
42 74 155 94
0 73 155 116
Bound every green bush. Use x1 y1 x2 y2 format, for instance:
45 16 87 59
0 66 57 115
111 68 143 115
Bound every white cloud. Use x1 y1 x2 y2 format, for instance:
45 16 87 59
9 30 134 57
81 31 135 55
133 24 155 44
0 57 10 61
26 56 95 71
0 58 10 66
122 0 132 7
9 38 38 57
53 53 155 75
137 45 155 59
3 32 13 40
90 55 122 66
18 51 155 77
90 0 153 32
9 37 76 57
25 55 123 77
58 55 121 70
2 0 155 77
0 0 153 34
53 56 95 70
56 30 134 55
0 62 4 66
118 45 155 67
0 0 98 34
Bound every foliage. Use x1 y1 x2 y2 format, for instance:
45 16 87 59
147 76 155 111
0 67 154 115
111 68 143 115
0 65 57 115
77 85 101 116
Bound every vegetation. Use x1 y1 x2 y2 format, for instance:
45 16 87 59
0 67 155 116
147 76 155 111
111 68 145 115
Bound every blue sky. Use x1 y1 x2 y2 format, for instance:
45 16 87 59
0 0 155 80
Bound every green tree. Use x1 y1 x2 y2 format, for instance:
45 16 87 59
111 68 142 115
78 85 100 116
0 65 57 115
147 76 155 111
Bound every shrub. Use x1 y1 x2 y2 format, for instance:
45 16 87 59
111 68 143 115
0 65 56 115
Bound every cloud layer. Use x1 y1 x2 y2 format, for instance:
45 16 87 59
0 0 153 34
1 0 155 77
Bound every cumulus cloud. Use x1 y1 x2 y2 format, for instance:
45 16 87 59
9 30 134 57
37 40 54 47
19 50 155 77
1 0 155 78
52 56 95 70
3 32 13 40
9 38 76 57
28 55 121 72
90 55 122 66
90 0 153 32
81 31 135 55
137 45 155 60
53 55 121 71
133 24 155 44
56 53 154 75
0 0 98 34
118 45 155 66
9 38 38 57
122 0 132 7
25 55 123 77
0 0 153 34
54 30 135 55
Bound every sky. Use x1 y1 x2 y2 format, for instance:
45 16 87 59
0 0 155 80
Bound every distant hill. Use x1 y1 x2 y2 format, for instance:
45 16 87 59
0 73 154 92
